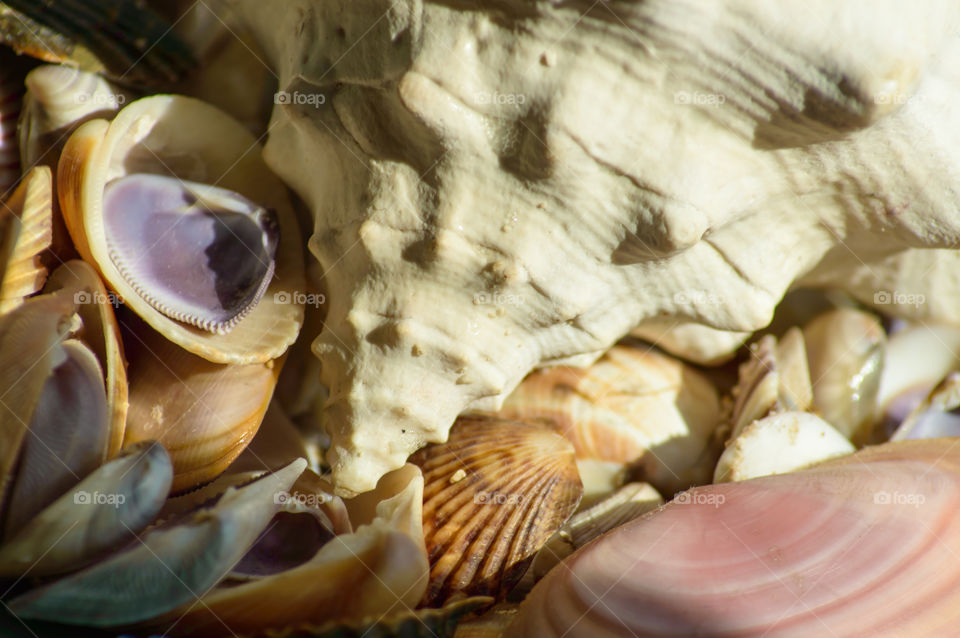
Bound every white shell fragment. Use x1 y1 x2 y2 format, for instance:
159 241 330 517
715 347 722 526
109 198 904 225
714 412 855 483
229 0 960 492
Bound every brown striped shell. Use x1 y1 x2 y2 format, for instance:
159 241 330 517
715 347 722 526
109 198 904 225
410 415 582 606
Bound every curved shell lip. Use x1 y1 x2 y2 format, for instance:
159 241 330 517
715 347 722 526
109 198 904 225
60 95 306 364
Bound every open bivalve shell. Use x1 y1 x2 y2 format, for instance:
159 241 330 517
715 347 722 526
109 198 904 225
58 95 305 364
509 439 960 637
43 259 128 457
410 416 582 606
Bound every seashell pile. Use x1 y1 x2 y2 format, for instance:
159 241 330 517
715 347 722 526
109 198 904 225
2 2 960 637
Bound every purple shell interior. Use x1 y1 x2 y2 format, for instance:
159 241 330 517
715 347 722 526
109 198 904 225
102 173 279 333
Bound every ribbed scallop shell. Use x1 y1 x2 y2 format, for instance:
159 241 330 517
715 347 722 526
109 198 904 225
410 416 582 606
0 166 53 313
57 95 305 364
496 345 720 495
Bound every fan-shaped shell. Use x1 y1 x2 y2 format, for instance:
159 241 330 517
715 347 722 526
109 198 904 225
0 165 53 313
409 416 582 605
496 346 721 495
58 95 305 364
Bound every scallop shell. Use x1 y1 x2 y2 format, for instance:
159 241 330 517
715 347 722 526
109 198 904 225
121 312 279 493
0 165 53 313
58 95 305 364
230 0 960 493
508 439 960 637
495 345 721 496
409 416 582 606
43 259 128 456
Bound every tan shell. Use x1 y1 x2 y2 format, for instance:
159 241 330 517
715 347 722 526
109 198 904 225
0 294 76 513
0 166 53 314
496 345 721 495
43 260 128 457
121 313 279 493
57 95 305 364
410 416 582 606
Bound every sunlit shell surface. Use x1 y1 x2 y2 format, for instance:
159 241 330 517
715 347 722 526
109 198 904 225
225 0 960 493
508 440 960 637
0 165 52 313
58 95 305 364
410 416 582 605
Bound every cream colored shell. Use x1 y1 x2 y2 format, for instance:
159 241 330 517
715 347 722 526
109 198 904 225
230 0 960 493
58 96 305 364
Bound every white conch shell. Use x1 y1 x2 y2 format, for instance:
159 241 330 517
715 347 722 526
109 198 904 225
231 0 960 493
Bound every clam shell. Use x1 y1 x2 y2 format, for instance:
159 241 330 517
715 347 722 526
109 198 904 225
410 416 582 606
58 95 305 364
0 293 76 519
508 439 960 637
496 345 721 495
153 464 428 637
2 338 108 538
802 307 885 443
121 312 279 493
0 0 195 88
714 411 855 483
44 259 128 456
19 64 125 171
0 165 53 313
0 441 172 578
892 372 960 440
8 458 307 627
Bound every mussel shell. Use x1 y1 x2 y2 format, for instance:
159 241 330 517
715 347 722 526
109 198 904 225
410 416 582 606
